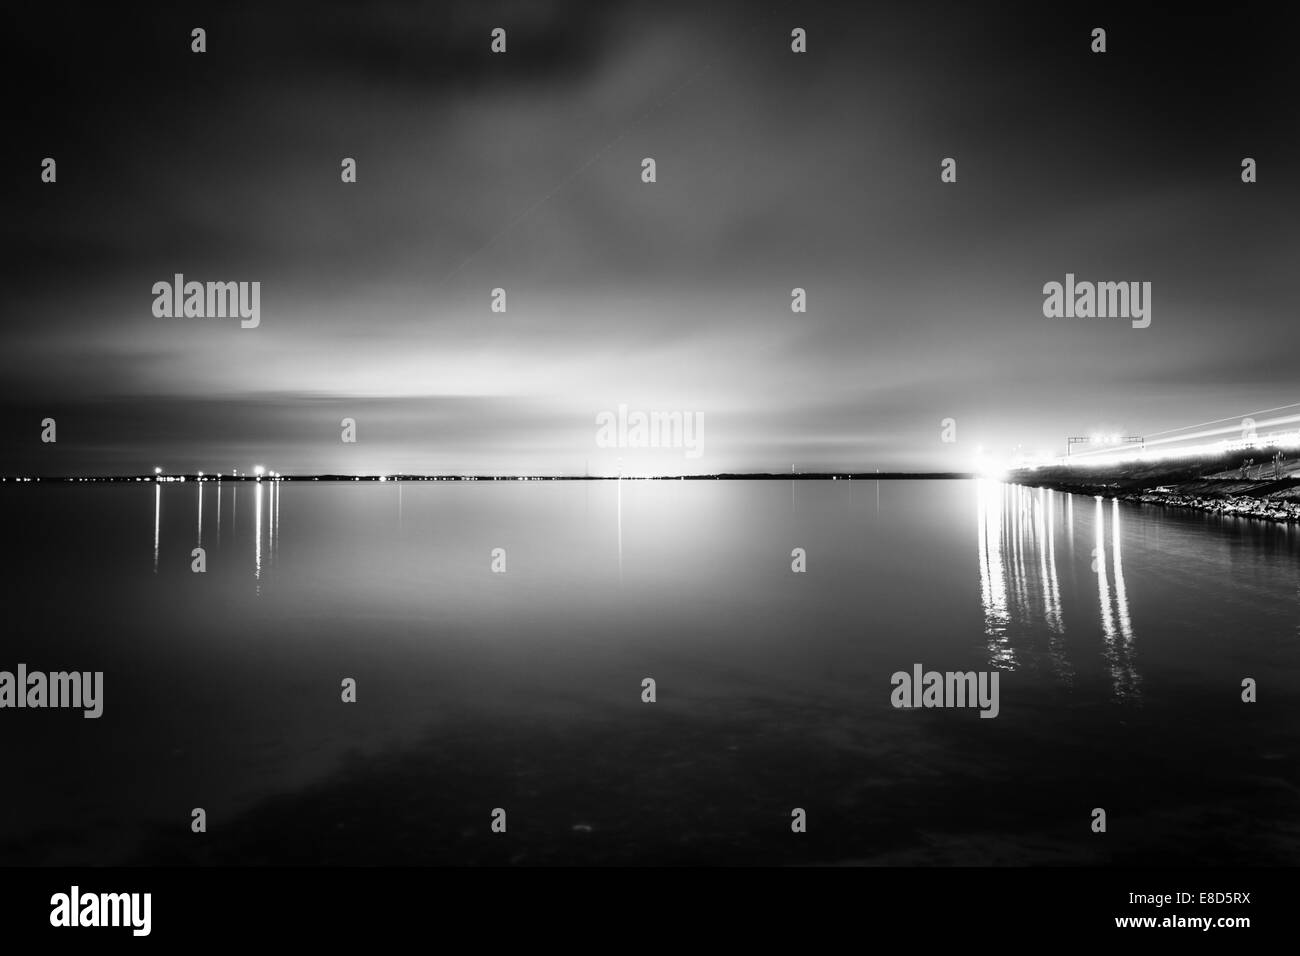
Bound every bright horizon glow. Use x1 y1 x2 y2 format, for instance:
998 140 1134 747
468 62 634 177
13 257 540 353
1031 431 1300 470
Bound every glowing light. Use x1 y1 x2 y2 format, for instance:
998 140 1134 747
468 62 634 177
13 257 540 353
1061 412 1300 467
971 444 1011 481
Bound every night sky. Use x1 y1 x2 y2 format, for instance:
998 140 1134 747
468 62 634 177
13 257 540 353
4 1 1296 475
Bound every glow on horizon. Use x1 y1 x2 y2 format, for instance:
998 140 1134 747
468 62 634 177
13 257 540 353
1024 412 1300 469
972 445 1010 482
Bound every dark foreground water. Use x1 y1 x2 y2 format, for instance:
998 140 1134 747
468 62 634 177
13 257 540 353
1 478 1297 866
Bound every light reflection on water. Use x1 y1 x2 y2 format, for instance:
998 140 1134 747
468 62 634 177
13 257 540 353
976 480 1136 697
254 481 263 588
2 478 1299 865
164 476 1255 719
152 482 160 574
1108 497 1139 699
975 479 1011 663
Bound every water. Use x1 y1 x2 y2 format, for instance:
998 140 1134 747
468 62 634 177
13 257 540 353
1 478 1297 865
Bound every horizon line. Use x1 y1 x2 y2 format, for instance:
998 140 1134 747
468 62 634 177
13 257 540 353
1 471 977 482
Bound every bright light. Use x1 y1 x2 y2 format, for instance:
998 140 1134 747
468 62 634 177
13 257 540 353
253 465 265 476
972 447 1009 481
154 467 162 474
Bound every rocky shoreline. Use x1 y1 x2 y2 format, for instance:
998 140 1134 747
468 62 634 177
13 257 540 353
1119 489 1300 523
1018 479 1300 525
1010 449 1300 526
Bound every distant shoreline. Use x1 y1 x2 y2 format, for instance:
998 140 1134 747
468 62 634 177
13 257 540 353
1 472 975 483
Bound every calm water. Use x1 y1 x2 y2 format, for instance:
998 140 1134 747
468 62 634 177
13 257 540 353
1 479 1298 865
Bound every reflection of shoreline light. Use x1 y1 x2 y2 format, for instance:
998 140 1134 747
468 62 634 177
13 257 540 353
1096 496 1140 700
978 481 1075 677
1011 486 1027 616
1112 499 1134 644
1036 488 1063 634
153 483 160 574
1046 491 1062 629
976 480 1012 664
1034 492 1049 625
154 481 279 590
1066 492 1073 548
254 481 263 588
1095 497 1116 642
274 478 281 561
268 479 277 564
1043 489 1071 681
